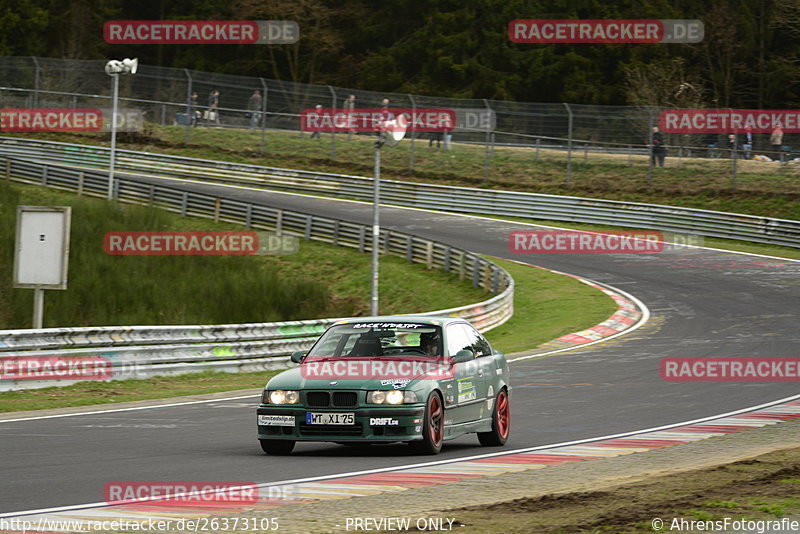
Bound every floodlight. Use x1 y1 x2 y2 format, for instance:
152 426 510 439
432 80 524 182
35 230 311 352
379 115 408 147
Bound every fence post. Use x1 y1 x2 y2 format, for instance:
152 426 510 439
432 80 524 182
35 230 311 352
181 192 189 216
584 143 588 162
31 57 41 108
183 69 192 145
5 159 10 180
214 197 221 222
260 78 268 154
646 112 654 187
77 172 84 195
328 86 336 159
275 208 283 237
563 102 573 186
408 94 416 176
483 99 493 183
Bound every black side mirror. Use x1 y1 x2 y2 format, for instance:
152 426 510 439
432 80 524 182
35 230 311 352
290 351 305 364
453 349 475 363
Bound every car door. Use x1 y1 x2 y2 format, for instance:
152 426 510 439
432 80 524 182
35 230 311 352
444 323 484 423
460 323 496 422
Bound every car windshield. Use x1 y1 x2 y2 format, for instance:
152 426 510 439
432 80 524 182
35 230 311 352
306 322 443 358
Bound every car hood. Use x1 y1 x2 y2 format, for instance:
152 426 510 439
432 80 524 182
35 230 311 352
265 358 450 390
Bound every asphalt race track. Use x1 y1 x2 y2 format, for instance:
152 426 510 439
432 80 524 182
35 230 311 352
1 174 798 514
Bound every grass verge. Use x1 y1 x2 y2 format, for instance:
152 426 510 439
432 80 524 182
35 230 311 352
0 370 275 413
484 257 618 355
444 446 800 533
0 181 489 328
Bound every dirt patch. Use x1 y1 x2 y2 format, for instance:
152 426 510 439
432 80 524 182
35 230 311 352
445 449 800 533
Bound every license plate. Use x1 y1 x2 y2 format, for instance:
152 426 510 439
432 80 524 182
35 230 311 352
305 412 355 425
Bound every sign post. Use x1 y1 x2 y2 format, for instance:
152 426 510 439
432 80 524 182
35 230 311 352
13 206 72 329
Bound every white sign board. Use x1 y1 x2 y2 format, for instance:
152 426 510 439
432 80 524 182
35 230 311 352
14 206 71 289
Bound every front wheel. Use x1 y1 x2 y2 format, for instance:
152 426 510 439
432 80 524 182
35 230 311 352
409 392 444 455
478 388 510 446
260 439 295 455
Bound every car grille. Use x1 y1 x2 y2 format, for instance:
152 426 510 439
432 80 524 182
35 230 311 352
304 391 358 408
299 423 363 436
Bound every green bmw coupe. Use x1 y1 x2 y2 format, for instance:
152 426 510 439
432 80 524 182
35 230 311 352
257 316 511 455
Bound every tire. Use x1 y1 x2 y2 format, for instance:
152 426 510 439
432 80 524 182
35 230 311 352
478 388 510 446
409 392 444 455
259 439 295 455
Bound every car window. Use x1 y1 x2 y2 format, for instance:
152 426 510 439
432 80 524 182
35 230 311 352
446 324 474 357
466 325 493 357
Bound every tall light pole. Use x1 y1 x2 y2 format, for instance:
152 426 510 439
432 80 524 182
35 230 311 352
104 58 138 200
371 114 407 315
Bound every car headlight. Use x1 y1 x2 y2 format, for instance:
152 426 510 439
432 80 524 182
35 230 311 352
264 390 299 404
367 390 418 404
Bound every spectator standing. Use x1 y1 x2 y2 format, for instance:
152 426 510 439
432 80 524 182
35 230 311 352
650 126 666 167
377 98 394 140
186 92 199 126
742 126 753 159
310 104 322 139
343 94 356 138
727 133 737 157
205 89 220 126
248 90 262 128
771 125 784 161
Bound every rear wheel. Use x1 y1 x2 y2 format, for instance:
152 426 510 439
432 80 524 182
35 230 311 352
478 388 510 446
409 392 444 455
260 439 295 455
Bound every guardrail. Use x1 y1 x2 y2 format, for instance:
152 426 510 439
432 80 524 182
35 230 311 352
0 153 514 392
2 136 799 249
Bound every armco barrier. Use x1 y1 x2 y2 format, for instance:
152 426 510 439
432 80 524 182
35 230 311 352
2 137 799 249
0 152 513 392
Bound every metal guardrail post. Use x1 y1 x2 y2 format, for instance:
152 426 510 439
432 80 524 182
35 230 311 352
563 102 573 186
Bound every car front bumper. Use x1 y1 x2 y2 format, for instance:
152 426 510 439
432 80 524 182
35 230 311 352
257 405 426 442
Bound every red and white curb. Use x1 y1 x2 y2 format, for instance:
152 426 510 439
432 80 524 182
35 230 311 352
5 397 800 530
506 264 649 362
